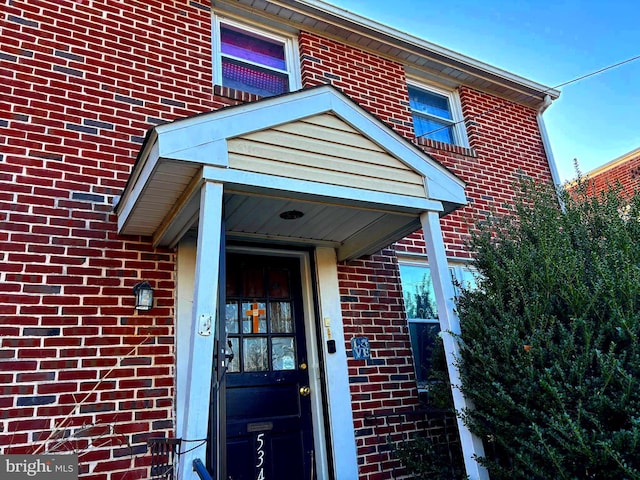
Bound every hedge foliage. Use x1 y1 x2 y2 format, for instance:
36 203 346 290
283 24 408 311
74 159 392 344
457 180 640 479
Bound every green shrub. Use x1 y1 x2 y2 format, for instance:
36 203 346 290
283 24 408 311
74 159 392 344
457 180 640 479
395 433 467 480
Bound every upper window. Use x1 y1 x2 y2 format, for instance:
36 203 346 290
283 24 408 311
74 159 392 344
214 18 300 97
398 260 476 388
408 83 467 146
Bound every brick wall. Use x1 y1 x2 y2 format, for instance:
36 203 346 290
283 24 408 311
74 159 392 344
583 152 640 198
1 1 215 478
299 31 415 139
337 249 416 477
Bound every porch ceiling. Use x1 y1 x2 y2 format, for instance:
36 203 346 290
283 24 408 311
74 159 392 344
114 85 466 261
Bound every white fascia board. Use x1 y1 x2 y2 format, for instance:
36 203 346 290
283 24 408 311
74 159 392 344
159 138 229 167
154 88 341 158
203 165 444 213
116 138 160 233
272 0 559 101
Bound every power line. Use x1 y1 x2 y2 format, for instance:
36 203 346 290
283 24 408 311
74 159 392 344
416 53 640 139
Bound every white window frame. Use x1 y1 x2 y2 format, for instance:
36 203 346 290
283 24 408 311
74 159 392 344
407 80 469 147
398 256 476 390
212 15 301 95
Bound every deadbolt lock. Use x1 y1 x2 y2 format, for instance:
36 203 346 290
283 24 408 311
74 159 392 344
299 362 307 370
299 386 311 396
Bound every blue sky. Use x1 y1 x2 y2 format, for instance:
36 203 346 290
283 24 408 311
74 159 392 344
329 0 640 182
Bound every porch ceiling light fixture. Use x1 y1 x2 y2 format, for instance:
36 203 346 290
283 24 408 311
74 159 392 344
133 281 154 311
279 210 304 220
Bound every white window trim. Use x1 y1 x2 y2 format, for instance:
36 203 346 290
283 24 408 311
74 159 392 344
407 80 469 147
212 15 302 94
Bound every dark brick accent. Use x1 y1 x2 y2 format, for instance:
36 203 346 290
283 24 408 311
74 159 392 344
160 98 186 108
8 15 39 27
115 94 144 106
17 396 56 406
23 328 61 336
0 53 17 62
83 119 115 130
53 65 84 77
23 285 62 294
71 192 105 203
54 50 85 62
340 296 358 302
189 1 210 11
66 123 97 134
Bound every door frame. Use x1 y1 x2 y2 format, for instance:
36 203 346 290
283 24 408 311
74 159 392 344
177 239 358 479
223 245 330 479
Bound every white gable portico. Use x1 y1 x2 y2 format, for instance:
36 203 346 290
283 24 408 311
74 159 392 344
115 85 486 479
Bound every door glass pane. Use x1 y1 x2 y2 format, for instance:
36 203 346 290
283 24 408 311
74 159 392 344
243 337 268 371
227 337 240 373
272 337 296 371
268 269 290 298
243 267 265 298
243 302 267 334
270 302 293 333
225 302 239 334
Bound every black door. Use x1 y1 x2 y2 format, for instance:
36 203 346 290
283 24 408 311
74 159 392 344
224 253 315 480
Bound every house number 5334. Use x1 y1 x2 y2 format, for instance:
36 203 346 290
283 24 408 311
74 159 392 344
256 433 265 480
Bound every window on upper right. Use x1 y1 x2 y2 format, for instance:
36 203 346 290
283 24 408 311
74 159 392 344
407 83 468 147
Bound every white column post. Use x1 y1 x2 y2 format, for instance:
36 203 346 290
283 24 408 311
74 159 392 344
420 211 489 480
178 181 223 479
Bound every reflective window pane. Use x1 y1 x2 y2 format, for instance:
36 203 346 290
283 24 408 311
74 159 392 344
408 86 452 119
413 115 454 144
243 338 268 372
227 337 240 373
222 58 289 97
408 322 442 384
272 337 296 371
399 264 438 319
270 302 293 333
221 25 286 70
225 302 239 334
243 302 267 334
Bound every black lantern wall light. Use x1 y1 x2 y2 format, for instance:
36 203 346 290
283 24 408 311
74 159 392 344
133 281 154 311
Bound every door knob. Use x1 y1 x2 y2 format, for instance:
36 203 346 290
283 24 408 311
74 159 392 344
299 386 311 396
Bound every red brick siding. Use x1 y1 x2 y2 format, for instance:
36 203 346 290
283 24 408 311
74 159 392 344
1 0 215 478
584 153 640 198
337 249 417 478
299 31 415 138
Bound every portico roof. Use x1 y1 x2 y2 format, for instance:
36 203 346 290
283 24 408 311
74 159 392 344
114 85 466 261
